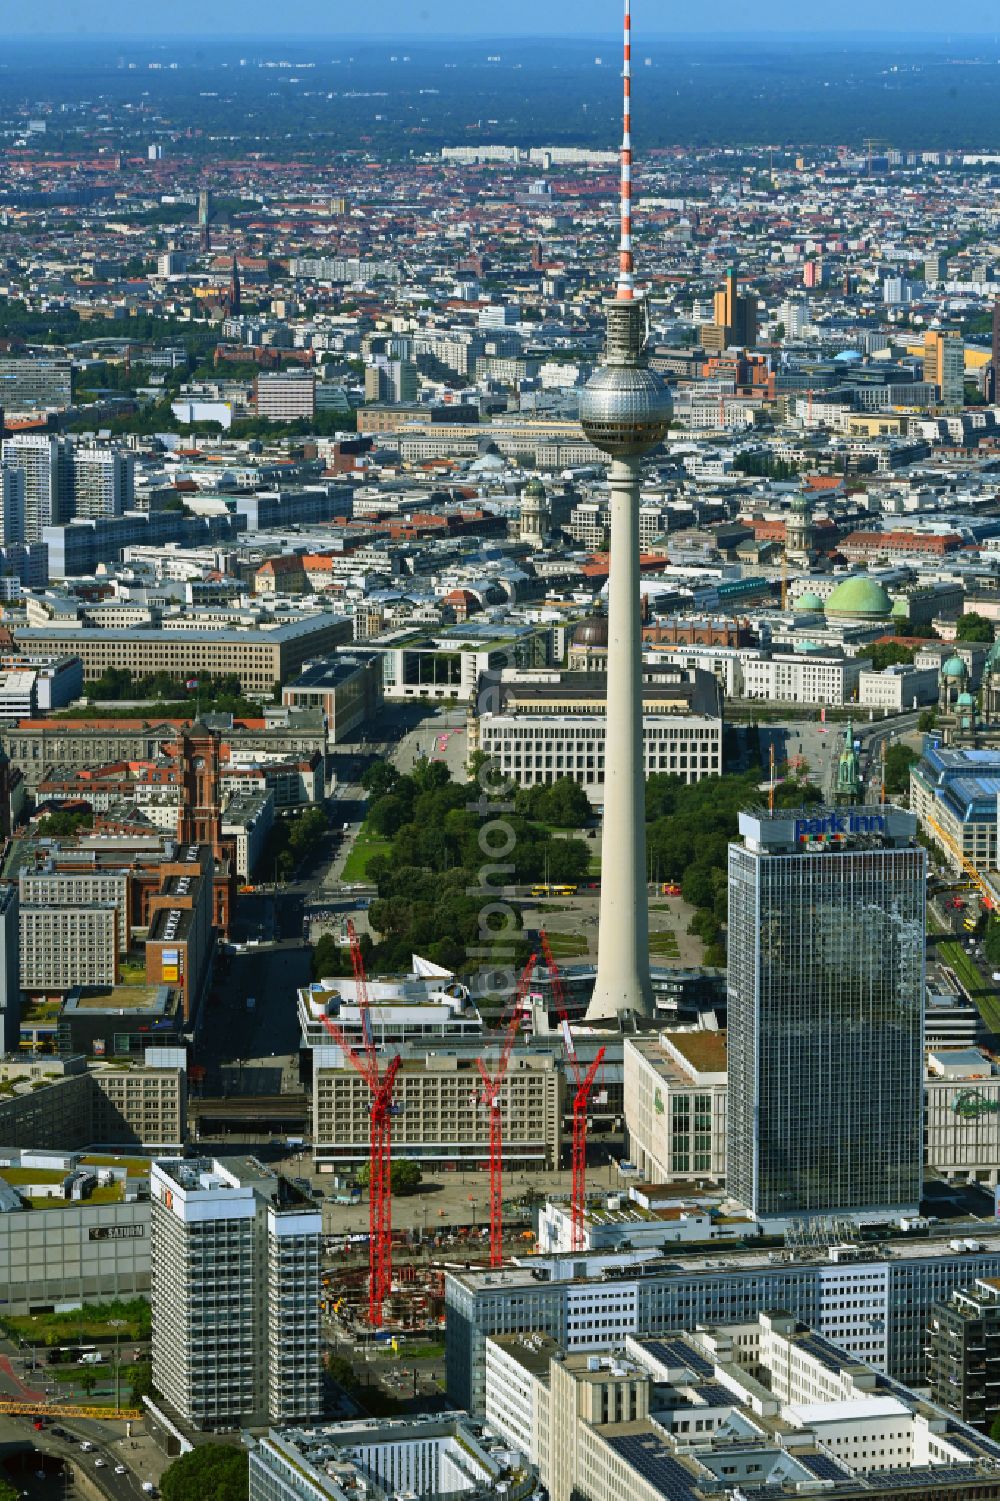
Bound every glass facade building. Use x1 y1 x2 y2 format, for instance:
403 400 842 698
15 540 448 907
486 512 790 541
727 805 925 1222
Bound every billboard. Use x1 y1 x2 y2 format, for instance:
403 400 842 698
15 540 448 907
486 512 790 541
161 947 181 983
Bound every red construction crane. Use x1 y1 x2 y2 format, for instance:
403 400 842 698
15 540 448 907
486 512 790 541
476 951 536 1269
539 930 606 1253
318 919 400 1327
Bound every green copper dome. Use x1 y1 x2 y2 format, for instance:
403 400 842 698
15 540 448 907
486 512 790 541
824 575 893 621
942 654 967 680
986 639 1000 672
794 590 824 612
957 691 976 707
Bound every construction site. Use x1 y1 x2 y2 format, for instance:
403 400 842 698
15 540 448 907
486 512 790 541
310 925 617 1334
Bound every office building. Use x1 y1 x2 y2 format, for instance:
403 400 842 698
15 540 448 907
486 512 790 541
2 434 73 542
484 1317 1000 1501
702 264 758 350
20 868 131 954
249 1415 537 1501
313 1045 561 1170
928 1277 1000 1433
20 904 119 992
151 1157 322 1430
364 358 418 404
0 357 72 412
623 1031 727 1186
3 708 328 795
727 805 925 1225
0 1061 185 1155
924 328 965 411
469 668 723 799
281 654 382 741
255 370 316 422
73 446 134 519
13 613 353 693
444 1233 1000 1417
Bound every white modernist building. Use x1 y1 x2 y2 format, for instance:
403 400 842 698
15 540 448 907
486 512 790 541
150 1157 322 1430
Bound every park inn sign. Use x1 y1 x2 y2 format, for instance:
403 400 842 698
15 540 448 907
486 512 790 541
794 811 887 843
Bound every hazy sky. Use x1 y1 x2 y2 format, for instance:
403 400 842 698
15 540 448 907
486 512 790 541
13 0 1000 37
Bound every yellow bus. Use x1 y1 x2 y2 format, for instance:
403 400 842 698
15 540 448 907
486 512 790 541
530 883 578 897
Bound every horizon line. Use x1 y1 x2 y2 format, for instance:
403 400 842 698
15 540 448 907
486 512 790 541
4 27 1000 41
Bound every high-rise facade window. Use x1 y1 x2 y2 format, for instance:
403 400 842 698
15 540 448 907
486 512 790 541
727 807 925 1222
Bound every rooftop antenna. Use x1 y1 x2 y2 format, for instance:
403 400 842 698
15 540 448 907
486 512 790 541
617 0 634 302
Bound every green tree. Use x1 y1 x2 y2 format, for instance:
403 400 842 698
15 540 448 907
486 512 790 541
79 1369 97 1396
0 1480 20 1501
956 612 995 644
984 918 1000 969
361 762 400 798
126 1358 153 1406
36 811 94 837
161 1447 249 1501
357 1160 422 1196
884 743 919 795
868 642 916 672
918 709 937 733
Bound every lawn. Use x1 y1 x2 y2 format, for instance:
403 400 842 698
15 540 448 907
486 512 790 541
341 825 390 883
649 932 681 958
82 1155 151 1176
3 1297 150 1346
538 930 588 959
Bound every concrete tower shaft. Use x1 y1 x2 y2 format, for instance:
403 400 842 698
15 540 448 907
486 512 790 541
577 4 671 1022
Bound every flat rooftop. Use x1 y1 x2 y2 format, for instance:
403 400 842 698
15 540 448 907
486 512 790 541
63 984 173 1016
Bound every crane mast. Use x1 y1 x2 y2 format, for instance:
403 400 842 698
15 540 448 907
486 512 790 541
318 920 401 1327
476 952 536 1269
540 930 606 1252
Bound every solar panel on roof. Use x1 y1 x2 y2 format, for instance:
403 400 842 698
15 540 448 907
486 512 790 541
801 1452 850 1480
606 1434 700 1500
871 1463 981 1488
641 1338 713 1378
944 1429 997 1459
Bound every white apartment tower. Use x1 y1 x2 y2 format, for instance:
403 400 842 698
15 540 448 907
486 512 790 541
1 434 74 541
150 1158 322 1430
73 447 134 519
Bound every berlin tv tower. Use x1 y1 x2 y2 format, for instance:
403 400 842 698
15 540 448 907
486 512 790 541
580 0 672 1021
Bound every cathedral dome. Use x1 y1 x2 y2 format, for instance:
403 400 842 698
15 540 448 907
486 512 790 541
572 615 609 648
824 575 892 621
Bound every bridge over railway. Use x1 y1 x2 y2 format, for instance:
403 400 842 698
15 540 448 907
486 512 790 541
188 1092 309 1138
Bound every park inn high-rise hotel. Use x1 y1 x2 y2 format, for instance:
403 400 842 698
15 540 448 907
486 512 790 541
727 804 926 1226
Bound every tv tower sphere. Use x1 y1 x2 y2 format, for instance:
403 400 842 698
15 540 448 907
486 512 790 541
579 335 672 456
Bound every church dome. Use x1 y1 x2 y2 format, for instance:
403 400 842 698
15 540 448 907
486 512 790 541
523 478 546 501
957 690 976 708
824 575 893 621
793 590 824 612
573 614 609 648
941 654 968 681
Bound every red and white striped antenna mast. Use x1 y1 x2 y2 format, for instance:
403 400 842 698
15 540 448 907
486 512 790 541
617 0 635 301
